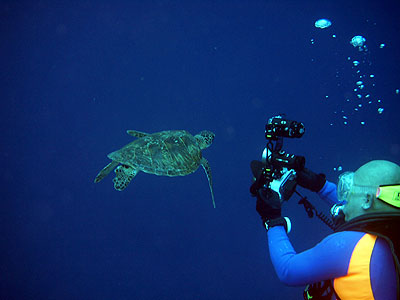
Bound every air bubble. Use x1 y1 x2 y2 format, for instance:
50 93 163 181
315 19 332 29
350 36 366 48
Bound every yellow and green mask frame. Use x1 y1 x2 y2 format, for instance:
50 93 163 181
376 184 400 208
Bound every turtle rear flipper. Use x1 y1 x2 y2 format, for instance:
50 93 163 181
113 165 138 191
94 161 119 183
200 157 215 208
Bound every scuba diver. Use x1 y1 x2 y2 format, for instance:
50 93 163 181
251 159 400 300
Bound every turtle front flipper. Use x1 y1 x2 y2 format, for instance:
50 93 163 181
94 160 119 183
113 165 138 191
200 157 215 208
126 130 149 138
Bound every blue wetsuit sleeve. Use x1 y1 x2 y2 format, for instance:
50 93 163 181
267 226 361 286
317 180 339 206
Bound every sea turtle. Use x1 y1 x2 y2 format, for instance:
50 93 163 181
94 129 216 208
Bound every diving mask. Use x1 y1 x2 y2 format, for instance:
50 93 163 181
337 172 353 203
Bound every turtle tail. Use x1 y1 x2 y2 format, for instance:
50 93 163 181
113 165 137 191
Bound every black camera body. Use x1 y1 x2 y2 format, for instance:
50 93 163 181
265 116 305 140
251 115 305 201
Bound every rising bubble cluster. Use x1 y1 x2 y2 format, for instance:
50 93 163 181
311 19 399 126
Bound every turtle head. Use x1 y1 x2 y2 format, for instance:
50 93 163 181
195 130 215 149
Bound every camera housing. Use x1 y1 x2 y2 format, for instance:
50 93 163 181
251 115 305 201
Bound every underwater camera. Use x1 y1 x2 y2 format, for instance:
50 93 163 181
251 115 339 231
250 115 305 201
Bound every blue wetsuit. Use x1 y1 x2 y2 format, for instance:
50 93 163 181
268 181 397 300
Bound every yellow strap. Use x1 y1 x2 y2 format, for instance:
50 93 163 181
377 184 400 208
334 233 377 300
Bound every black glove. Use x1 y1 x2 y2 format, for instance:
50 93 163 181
250 160 267 197
256 188 282 221
296 168 326 193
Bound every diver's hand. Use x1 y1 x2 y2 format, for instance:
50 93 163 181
250 160 267 197
256 188 282 221
296 168 326 193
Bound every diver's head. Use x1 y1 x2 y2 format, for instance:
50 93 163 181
338 160 400 221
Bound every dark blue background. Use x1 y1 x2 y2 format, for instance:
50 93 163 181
1 1 399 299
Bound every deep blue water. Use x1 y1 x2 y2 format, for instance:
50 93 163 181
1 1 400 299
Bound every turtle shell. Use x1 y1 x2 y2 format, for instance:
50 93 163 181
107 130 202 176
